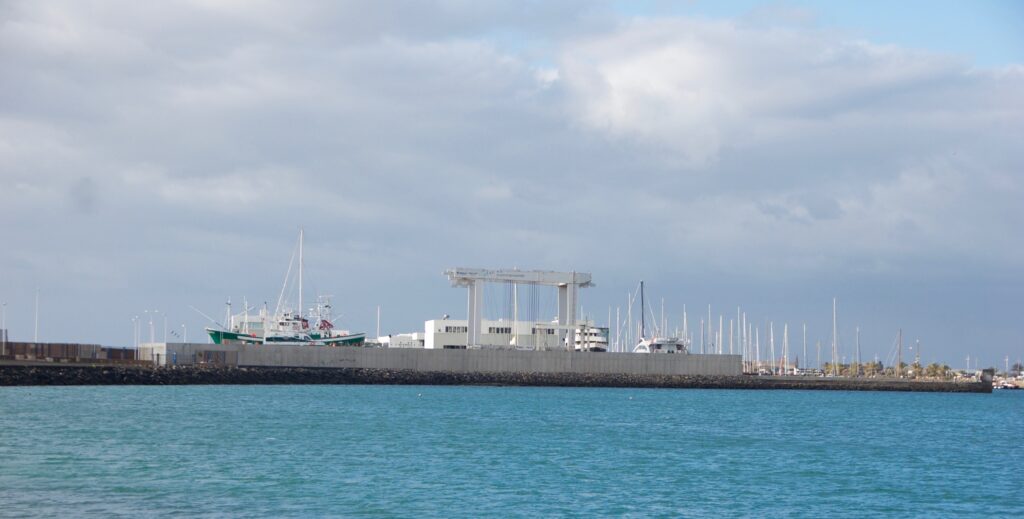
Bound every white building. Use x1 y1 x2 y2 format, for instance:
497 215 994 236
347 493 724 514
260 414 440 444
423 318 607 351
377 333 425 349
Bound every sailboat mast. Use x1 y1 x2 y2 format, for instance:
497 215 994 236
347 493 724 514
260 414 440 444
513 284 518 348
682 305 688 342
718 315 723 355
855 326 861 376
783 323 789 375
707 304 712 352
729 318 734 355
802 323 807 370
298 228 304 320
897 328 903 379
832 297 838 376
640 280 646 340
755 328 760 373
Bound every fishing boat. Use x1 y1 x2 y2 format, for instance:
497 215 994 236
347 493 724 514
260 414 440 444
632 281 688 354
205 230 366 346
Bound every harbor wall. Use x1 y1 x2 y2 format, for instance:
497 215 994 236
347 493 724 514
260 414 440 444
138 342 742 376
0 364 992 392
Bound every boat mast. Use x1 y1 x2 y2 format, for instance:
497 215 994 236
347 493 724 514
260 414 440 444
816 340 821 371
802 323 807 370
755 327 760 373
897 328 903 379
513 283 518 348
855 326 861 377
660 298 665 339
707 304 712 352
718 315 723 355
682 305 688 344
832 297 838 376
298 228 304 320
626 292 631 348
729 318 734 355
640 280 646 340
783 323 789 375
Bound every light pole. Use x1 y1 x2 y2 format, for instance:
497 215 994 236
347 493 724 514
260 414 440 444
181 324 187 343
146 310 155 343
131 316 138 348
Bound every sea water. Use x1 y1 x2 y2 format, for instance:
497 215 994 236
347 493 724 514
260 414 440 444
1 385 1021 517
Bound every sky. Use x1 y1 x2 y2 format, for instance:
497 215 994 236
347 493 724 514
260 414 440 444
1 0 1022 369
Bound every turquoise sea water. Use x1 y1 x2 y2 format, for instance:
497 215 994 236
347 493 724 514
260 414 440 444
1 385 1021 517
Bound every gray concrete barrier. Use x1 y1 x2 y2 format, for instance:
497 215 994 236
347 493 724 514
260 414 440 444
143 342 742 376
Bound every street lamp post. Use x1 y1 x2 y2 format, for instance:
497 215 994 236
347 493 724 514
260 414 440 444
150 310 157 343
181 324 187 343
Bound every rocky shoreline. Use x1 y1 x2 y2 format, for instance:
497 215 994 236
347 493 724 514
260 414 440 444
0 364 991 392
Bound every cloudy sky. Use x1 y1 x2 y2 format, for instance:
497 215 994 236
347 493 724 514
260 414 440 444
1 0 1021 368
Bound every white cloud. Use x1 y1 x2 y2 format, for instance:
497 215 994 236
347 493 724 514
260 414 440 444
0 2 1020 363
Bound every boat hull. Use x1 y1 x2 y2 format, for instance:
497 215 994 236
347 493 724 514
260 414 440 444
205 328 366 347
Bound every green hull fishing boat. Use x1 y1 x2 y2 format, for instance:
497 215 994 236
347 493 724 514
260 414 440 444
204 230 367 347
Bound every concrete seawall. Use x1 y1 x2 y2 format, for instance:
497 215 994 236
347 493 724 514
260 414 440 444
138 343 743 376
0 365 991 392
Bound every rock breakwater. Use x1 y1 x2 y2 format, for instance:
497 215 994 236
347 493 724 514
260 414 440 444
0 364 990 392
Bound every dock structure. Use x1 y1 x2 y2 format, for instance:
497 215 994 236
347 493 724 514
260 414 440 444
444 268 594 349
